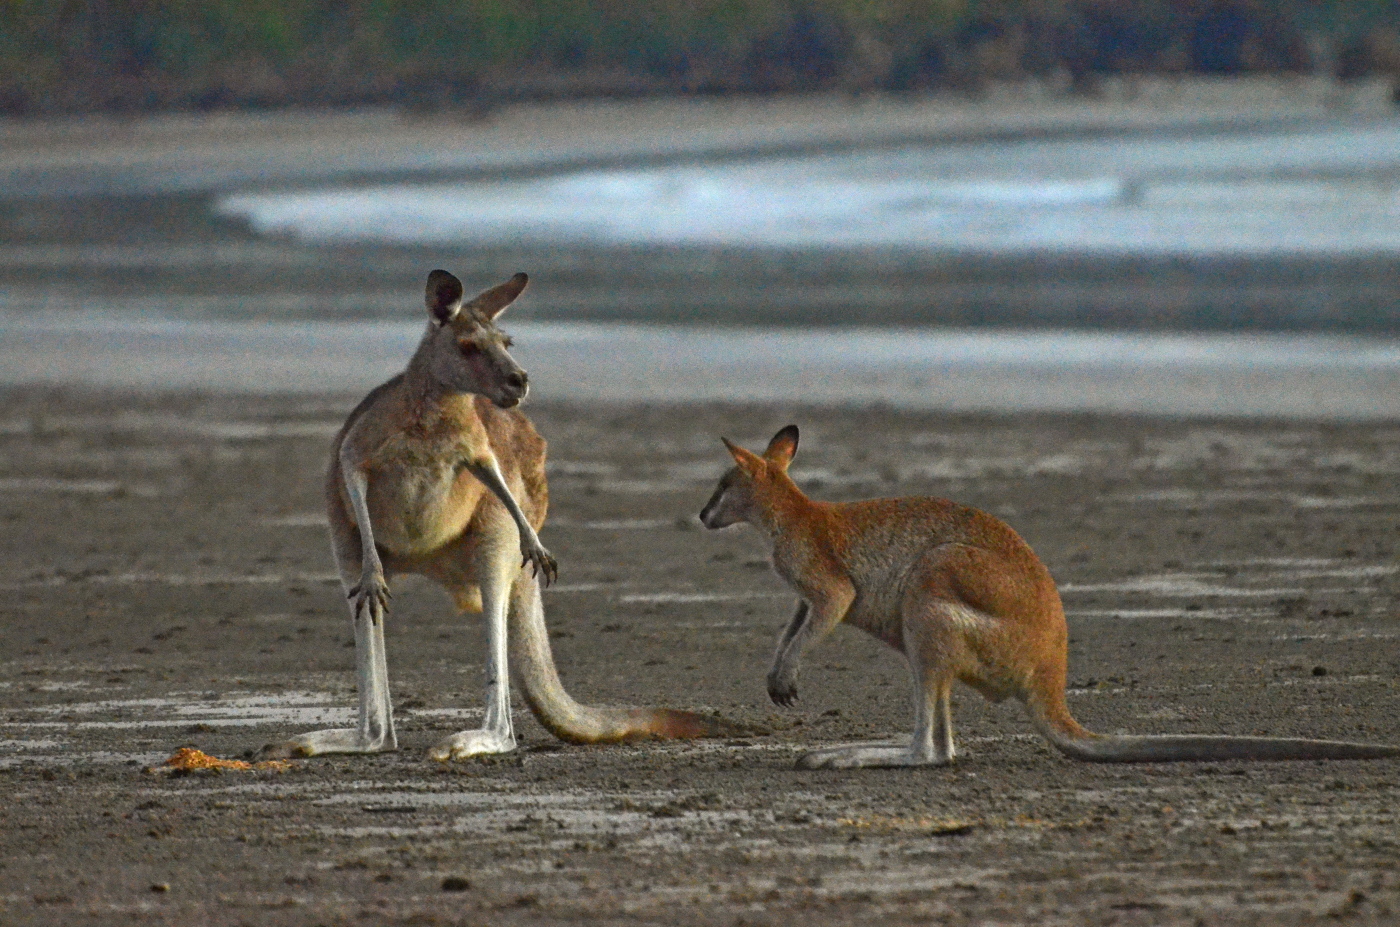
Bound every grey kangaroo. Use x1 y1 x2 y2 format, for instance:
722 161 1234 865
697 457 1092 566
268 270 737 761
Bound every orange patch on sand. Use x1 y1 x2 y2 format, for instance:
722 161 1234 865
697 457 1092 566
156 747 290 773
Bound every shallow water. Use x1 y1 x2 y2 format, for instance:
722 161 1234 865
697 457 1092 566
3 313 1399 418
219 122 1400 257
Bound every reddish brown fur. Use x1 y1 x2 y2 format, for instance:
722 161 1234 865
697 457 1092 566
728 448 1081 725
702 427 1396 766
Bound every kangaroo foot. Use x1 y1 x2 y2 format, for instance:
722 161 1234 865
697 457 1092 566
260 729 397 759
428 729 517 762
796 742 953 769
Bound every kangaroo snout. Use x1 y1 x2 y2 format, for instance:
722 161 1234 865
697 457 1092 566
698 486 732 529
494 369 529 408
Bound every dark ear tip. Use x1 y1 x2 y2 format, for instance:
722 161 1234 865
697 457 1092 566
426 269 463 293
511 272 528 286
763 424 799 463
426 269 465 321
427 269 459 288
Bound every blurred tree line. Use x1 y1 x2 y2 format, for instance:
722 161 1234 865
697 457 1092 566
3 1 1400 115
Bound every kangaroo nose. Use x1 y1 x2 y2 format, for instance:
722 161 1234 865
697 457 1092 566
508 371 528 391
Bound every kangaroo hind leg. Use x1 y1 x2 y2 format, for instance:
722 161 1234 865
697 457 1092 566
267 528 398 757
796 599 960 769
795 669 955 769
429 536 519 761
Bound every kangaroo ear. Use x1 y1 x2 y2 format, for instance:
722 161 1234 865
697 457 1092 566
763 424 799 469
425 269 464 325
469 272 529 321
722 437 763 474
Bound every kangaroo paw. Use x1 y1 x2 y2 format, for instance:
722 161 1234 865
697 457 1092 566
521 542 558 587
766 671 798 707
348 571 391 624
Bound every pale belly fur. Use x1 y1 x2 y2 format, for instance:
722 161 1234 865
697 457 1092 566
844 579 908 647
363 460 479 557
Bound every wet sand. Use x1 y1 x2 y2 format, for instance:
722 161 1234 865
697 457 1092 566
1 389 1398 925
3 86 1399 924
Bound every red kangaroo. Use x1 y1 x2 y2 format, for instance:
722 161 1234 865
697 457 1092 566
700 425 1399 768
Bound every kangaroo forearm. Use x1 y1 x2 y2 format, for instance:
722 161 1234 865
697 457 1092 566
339 462 381 572
774 601 809 657
466 454 557 585
465 457 536 543
776 596 850 675
798 597 850 648
771 601 809 675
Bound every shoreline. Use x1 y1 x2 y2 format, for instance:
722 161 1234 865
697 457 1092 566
5 314 1399 420
5 80 1400 337
4 79 1400 927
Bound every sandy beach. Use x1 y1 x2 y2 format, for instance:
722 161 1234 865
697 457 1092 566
2 87 1399 925
4 79 1389 199
1 391 1399 925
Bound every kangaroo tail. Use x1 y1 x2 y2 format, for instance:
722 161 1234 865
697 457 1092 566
1029 693 1400 763
507 575 746 744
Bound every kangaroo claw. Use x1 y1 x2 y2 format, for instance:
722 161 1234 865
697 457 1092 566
522 543 558 587
349 570 391 624
767 676 798 707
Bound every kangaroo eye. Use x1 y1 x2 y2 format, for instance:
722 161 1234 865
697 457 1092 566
458 341 479 356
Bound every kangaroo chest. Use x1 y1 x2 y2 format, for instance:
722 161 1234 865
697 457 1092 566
361 428 487 556
842 559 914 642
775 514 936 643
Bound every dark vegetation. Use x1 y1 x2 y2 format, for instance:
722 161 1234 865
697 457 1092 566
3 1 1400 116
